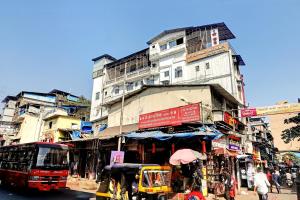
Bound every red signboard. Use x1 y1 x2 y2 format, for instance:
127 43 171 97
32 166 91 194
138 103 200 129
241 108 257 117
223 112 238 127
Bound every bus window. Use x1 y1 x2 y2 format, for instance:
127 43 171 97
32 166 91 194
35 147 69 169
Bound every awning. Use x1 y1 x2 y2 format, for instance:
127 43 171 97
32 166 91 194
214 148 240 157
125 126 223 141
97 124 139 140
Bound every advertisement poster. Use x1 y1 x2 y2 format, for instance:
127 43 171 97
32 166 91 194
110 151 124 165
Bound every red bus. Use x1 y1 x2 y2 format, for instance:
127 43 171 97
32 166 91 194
0 142 69 191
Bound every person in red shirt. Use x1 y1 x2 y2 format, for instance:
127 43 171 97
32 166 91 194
184 190 206 200
184 187 205 200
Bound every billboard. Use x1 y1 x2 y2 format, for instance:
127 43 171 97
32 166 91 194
241 103 300 117
138 103 200 129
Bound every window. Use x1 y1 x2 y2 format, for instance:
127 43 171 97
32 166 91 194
95 92 100 100
160 44 167 51
152 45 155 49
104 91 107 96
49 121 53 129
135 81 139 87
176 38 184 45
152 63 157 68
129 65 136 72
127 82 134 91
175 67 183 78
195 66 200 72
205 62 210 69
161 80 170 85
146 78 154 85
169 40 176 48
115 87 119 94
164 71 169 77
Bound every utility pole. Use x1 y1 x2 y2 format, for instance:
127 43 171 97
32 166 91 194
118 63 127 151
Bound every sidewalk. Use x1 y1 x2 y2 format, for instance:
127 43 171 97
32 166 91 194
206 187 297 200
66 176 98 194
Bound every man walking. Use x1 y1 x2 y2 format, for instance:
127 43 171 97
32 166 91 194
254 167 270 200
272 168 281 193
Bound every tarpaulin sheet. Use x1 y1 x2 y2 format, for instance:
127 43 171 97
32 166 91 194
125 126 223 141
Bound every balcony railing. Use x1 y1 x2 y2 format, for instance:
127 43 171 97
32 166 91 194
105 67 157 86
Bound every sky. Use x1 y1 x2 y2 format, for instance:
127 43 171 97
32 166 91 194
0 0 299 107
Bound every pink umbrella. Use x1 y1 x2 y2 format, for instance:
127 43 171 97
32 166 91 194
169 149 206 165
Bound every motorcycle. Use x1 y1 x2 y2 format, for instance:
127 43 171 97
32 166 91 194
286 178 293 187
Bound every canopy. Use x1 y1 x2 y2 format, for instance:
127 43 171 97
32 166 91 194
169 149 206 165
125 126 223 141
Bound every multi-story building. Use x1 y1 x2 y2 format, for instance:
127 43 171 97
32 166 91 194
90 22 246 133
248 117 276 163
0 90 90 145
0 96 17 122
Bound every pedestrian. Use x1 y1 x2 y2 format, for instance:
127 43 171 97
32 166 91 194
224 171 237 200
271 169 280 193
224 171 232 200
192 160 203 190
254 167 270 200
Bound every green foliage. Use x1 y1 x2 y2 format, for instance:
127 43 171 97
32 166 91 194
282 152 300 165
281 113 300 143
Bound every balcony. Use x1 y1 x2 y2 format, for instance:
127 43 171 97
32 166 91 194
105 67 158 86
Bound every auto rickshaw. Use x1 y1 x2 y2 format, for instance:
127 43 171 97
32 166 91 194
96 163 172 200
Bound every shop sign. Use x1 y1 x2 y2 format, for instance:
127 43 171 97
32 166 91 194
212 137 227 149
241 103 300 117
228 144 240 151
241 108 257 117
186 43 229 63
110 151 124 165
223 112 238 127
138 103 200 129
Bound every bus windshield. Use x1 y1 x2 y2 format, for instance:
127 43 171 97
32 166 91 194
35 147 69 169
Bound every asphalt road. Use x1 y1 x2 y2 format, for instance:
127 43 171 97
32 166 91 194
0 185 96 200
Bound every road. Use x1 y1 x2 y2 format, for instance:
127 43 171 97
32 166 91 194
0 185 96 200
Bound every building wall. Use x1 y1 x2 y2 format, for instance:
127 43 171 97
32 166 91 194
18 114 40 144
91 76 105 121
44 116 81 131
1 100 16 122
43 116 81 142
268 113 300 152
90 58 115 121
108 86 212 127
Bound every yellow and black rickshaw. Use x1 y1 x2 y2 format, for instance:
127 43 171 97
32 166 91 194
96 163 172 200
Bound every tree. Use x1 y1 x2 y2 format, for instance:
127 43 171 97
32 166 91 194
282 152 300 165
281 113 300 143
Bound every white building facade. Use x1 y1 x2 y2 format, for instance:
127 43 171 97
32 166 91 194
90 22 246 133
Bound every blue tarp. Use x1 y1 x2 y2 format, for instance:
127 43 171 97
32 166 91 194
71 130 81 140
81 121 92 133
125 126 223 141
99 124 108 132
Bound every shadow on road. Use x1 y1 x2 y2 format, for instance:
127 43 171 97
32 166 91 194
0 185 95 200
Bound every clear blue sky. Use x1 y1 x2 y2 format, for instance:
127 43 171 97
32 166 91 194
0 0 299 107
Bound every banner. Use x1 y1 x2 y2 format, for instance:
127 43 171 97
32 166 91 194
211 28 220 46
241 103 300 117
138 103 200 129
